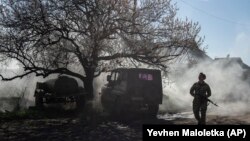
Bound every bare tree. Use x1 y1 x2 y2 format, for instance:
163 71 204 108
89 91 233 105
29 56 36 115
0 0 203 99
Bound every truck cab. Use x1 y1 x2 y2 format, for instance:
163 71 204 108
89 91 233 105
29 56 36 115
101 68 163 117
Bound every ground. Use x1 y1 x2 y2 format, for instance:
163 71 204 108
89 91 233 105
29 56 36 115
1 111 250 141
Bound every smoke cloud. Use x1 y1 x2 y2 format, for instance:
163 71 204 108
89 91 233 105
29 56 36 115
0 68 38 112
1 56 249 118
159 59 250 116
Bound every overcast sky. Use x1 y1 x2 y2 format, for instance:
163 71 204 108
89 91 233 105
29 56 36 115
173 0 250 65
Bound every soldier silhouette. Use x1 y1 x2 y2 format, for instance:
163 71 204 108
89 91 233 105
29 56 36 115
190 72 211 125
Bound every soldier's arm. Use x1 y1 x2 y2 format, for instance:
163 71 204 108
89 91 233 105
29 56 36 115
190 83 196 96
206 85 211 97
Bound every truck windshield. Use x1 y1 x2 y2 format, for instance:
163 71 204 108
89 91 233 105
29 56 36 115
110 71 127 82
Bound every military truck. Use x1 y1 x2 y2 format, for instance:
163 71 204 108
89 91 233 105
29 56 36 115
101 68 163 117
34 76 85 109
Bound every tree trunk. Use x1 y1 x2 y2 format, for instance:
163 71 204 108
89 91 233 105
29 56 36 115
84 77 94 100
83 68 95 100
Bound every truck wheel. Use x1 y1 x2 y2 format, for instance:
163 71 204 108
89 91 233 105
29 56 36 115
76 95 85 110
148 104 159 118
35 93 43 108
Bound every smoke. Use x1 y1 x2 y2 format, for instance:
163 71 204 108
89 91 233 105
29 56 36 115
94 58 250 117
159 59 250 116
0 68 39 112
2 57 249 117
0 62 102 112
92 74 108 112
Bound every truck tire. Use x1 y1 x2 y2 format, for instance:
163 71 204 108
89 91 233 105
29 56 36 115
76 95 85 110
35 93 43 108
148 104 159 118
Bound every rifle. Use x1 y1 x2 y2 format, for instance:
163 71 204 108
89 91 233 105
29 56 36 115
207 98 219 107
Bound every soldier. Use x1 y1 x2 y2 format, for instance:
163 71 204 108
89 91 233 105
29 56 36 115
190 72 211 125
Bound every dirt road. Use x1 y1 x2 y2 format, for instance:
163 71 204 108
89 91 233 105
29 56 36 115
1 113 250 141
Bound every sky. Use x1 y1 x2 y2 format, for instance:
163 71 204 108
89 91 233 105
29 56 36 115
173 0 250 65
2 0 250 69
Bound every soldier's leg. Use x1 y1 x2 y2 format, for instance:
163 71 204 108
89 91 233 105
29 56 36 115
193 98 201 123
200 102 207 125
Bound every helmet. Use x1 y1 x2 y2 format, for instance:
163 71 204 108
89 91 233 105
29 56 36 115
199 72 206 80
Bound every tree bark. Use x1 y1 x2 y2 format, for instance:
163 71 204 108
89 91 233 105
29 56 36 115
83 68 95 100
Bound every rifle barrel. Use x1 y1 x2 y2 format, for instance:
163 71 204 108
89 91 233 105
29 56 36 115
207 98 219 107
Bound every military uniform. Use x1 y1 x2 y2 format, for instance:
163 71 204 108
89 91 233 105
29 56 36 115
190 81 211 125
